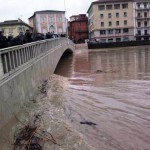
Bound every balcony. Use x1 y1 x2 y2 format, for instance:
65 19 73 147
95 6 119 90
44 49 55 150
136 33 150 37
136 26 149 28
136 6 150 10
136 16 150 20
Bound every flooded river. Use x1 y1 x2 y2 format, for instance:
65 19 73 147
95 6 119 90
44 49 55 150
0 45 150 150
55 45 150 150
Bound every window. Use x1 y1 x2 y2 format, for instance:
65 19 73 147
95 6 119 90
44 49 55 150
122 4 128 9
144 21 148 27
78 28 81 33
108 21 112 27
137 3 140 8
106 5 113 10
115 29 121 34
137 13 141 18
41 16 46 23
59 17 61 22
123 28 129 33
100 30 106 35
123 37 129 41
116 13 119 18
124 12 127 17
116 21 119 26
124 20 127 25
100 14 104 19
101 22 104 27
116 38 121 42
50 16 54 22
9 28 13 34
108 13 112 18
144 3 147 8
114 4 120 9
144 30 148 35
17 26 22 33
58 27 62 33
100 39 106 43
108 29 113 34
138 22 141 27
144 12 147 18
137 30 141 35
108 38 113 42
98 5 105 10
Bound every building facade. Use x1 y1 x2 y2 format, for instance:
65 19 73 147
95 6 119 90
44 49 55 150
0 19 32 37
68 14 89 43
134 1 150 41
28 10 67 35
87 0 150 42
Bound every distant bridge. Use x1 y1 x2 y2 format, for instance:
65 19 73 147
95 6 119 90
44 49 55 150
0 38 75 128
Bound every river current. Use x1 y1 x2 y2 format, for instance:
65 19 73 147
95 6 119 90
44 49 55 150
55 45 150 150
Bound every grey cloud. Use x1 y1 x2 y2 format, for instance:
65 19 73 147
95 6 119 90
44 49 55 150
0 0 93 23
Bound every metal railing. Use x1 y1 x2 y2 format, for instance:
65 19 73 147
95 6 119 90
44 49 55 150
0 38 73 77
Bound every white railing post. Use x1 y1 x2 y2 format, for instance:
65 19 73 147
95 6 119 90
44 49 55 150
0 55 4 77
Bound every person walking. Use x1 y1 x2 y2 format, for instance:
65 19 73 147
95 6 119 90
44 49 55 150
10 32 25 46
24 29 33 43
0 30 8 49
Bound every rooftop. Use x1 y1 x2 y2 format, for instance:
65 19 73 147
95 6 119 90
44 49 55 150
28 10 66 19
69 14 88 22
87 0 150 13
0 19 32 28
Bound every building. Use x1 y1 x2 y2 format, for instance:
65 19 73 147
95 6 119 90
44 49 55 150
87 0 135 43
28 10 67 35
0 19 33 37
87 0 150 42
68 14 89 43
134 1 150 41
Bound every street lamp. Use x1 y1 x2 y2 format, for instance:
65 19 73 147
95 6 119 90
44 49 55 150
64 0 68 39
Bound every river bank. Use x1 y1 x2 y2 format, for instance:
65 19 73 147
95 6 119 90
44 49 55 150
0 75 95 150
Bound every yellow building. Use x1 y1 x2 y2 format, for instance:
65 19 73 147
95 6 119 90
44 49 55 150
87 0 135 42
0 19 33 37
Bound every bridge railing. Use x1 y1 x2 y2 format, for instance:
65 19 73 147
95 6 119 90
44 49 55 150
0 38 74 79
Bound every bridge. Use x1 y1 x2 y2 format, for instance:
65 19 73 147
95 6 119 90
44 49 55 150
0 38 75 129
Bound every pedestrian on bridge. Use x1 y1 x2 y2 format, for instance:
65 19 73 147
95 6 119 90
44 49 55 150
0 30 8 49
10 32 26 46
24 29 33 43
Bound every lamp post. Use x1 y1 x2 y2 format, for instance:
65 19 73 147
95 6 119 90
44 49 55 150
64 0 68 40
64 0 66 12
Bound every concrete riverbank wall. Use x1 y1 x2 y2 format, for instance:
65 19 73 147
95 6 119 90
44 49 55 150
88 40 150 49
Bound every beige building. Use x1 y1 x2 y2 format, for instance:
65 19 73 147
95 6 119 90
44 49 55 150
87 0 135 42
0 19 32 37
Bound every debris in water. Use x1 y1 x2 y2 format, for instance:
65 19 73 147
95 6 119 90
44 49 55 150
38 80 48 95
80 121 97 126
13 115 60 150
95 70 104 73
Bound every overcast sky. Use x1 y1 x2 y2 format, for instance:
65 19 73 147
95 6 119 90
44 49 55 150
0 0 94 23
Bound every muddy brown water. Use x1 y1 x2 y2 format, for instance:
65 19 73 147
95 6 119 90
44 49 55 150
55 45 150 150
